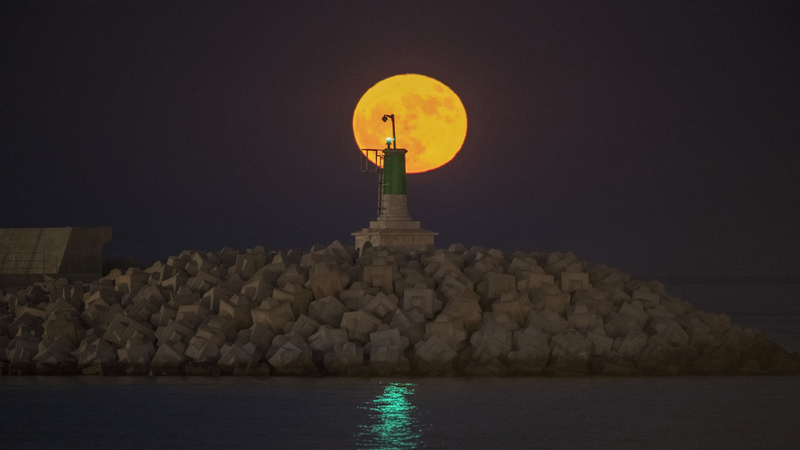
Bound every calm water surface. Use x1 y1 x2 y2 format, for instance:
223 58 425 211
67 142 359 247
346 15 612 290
0 376 798 449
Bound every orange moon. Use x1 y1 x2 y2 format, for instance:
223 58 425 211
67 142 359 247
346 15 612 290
353 74 467 173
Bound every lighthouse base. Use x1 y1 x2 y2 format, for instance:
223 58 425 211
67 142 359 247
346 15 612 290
352 226 437 253
352 193 436 253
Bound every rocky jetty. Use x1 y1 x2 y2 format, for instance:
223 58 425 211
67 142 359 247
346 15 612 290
2 242 798 376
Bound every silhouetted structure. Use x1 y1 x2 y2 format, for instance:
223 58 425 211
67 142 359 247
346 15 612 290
0 227 112 288
352 114 436 252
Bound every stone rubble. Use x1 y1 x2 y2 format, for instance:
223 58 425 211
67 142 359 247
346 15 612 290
0 242 798 377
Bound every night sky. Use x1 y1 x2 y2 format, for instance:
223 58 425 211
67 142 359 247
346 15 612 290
2 1 798 278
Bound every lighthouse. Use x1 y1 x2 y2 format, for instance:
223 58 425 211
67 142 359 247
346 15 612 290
352 114 437 253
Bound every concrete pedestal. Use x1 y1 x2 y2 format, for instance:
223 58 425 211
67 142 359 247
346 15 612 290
352 194 436 253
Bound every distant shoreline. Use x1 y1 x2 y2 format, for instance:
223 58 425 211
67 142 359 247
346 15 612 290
640 276 800 285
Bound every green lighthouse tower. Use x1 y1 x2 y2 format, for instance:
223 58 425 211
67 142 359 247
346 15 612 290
352 114 437 253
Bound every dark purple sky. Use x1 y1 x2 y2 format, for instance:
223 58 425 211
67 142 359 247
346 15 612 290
1 1 798 277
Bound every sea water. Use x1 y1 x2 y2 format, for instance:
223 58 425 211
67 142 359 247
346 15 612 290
0 282 798 450
0 377 798 449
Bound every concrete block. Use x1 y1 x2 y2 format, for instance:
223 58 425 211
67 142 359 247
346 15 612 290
395 271 434 298
699 312 732 335
362 292 399 322
34 336 77 366
492 299 526 327
277 264 308 287
363 265 394 292
340 311 382 343
601 359 638 376
542 293 570 315
185 331 223 362
323 342 365 373
619 302 649 328
506 256 539 277
558 272 591 293
413 335 457 373
175 304 210 330
436 275 477 302
115 271 150 293
526 309 570 335
232 253 265 279
166 286 198 308
429 260 471 286
161 272 190 291
240 279 273 302
586 331 613 356
566 304 602 330
194 270 222 288
156 319 195 347
369 345 410 376
516 273 554 291
649 319 689 347
289 314 321 339
604 312 640 339
550 330 592 361
248 322 275 352
485 272 517 299
309 270 344 300
15 305 48 320
218 341 263 372
272 284 313 319
594 300 613 317
151 305 178 328
632 289 660 309
507 345 549 374
389 308 427 346
402 287 442 320
11 338 49 364
42 316 85 346
117 340 155 371
102 314 132 347
368 327 410 351
251 301 294 334
465 353 508 376
616 329 648 359
610 288 632 303
268 340 316 375
76 338 118 369
470 323 513 360
265 331 305 359
151 341 188 370
200 315 237 342
439 296 483 333
512 327 551 352
482 310 520 332
120 320 156 346
425 321 467 351
307 295 349 327
185 276 213 293
219 294 255 330
308 325 348 354
341 290 374 312
544 252 578 275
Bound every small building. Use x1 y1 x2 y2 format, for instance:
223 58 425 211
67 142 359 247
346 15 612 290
0 227 112 289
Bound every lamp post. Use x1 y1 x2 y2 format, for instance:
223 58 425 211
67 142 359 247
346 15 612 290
382 114 396 149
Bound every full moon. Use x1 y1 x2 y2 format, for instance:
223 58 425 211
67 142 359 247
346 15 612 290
353 74 467 174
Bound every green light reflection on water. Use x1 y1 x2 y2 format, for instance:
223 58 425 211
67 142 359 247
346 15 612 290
356 382 422 450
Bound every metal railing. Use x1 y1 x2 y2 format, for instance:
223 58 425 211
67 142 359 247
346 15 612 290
0 251 62 275
361 149 385 217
